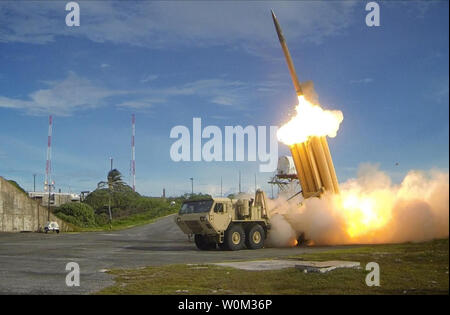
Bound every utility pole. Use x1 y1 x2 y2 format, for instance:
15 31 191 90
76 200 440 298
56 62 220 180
47 180 54 221
190 177 194 196
33 174 36 192
108 157 113 229
220 177 223 197
48 182 51 221
45 115 53 222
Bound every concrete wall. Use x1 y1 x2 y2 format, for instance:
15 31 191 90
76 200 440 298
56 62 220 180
0 176 74 232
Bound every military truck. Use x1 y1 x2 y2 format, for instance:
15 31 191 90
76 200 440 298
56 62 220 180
175 190 271 251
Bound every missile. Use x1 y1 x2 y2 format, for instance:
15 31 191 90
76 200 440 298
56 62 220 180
271 9 303 96
271 10 341 197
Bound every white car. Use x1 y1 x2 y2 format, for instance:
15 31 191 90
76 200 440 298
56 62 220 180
44 221 60 234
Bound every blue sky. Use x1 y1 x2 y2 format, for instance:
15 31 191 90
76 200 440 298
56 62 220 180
0 1 448 197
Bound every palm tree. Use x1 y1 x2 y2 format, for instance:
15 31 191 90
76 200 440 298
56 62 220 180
97 169 124 228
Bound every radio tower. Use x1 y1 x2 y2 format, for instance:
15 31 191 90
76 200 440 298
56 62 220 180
44 115 53 191
131 114 136 191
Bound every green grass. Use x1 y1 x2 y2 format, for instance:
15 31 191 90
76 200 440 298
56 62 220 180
77 211 177 232
96 238 449 295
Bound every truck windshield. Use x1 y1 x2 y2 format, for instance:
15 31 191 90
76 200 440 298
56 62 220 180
179 200 213 214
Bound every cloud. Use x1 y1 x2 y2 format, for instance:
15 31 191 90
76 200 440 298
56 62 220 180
349 78 374 84
0 1 358 50
118 78 256 111
117 98 166 113
383 0 437 19
211 96 236 106
0 72 276 115
140 74 159 83
100 63 110 68
0 72 124 116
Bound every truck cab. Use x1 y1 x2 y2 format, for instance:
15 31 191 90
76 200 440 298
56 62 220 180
175 190 271 251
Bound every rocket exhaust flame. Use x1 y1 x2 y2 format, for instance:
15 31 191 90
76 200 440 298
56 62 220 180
269 10 449 246
272 9 341 197
271 92 448 246
267 166 449 246
277 95 343 146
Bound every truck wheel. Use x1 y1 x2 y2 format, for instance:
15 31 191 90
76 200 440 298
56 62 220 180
224 224 245 251
194 234 216 250
218 242 228 250
246 224 265 249
206 241 217 250
194 234 208 250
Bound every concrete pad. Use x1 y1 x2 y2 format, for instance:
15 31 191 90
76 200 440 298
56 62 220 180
213 260 300 271
213 259 360 273
295 260 360 273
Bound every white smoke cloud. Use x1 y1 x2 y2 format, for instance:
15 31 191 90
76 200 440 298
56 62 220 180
267 165 449 246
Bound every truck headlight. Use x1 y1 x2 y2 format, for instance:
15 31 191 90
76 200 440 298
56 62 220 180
200 216 206 222
176 217 181 222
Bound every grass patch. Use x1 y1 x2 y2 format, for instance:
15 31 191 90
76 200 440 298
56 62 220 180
78 211 176 232
96 238 449 295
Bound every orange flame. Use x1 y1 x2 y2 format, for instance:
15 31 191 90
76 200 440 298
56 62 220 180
277 95 343 145
277 96 394 239
339 191 393 238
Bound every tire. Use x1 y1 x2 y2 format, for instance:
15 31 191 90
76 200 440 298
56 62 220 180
218 242 228 250
206 241 217 250
246 224 265 250
224 224 245 251
194 234 216 250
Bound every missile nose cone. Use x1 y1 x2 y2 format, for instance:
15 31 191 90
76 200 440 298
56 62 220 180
270 9 284 42
271 9 276 19
270 9 304 96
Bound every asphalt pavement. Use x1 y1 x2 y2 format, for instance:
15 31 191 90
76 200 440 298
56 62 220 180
0 215 346 294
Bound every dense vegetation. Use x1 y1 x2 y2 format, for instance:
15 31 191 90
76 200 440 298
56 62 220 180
53 169 211 230
53 202 97 227
179 192 212 201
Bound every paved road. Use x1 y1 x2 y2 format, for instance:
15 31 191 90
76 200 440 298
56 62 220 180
0 215 348 294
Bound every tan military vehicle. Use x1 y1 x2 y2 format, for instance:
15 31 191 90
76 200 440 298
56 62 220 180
175 190 271 251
